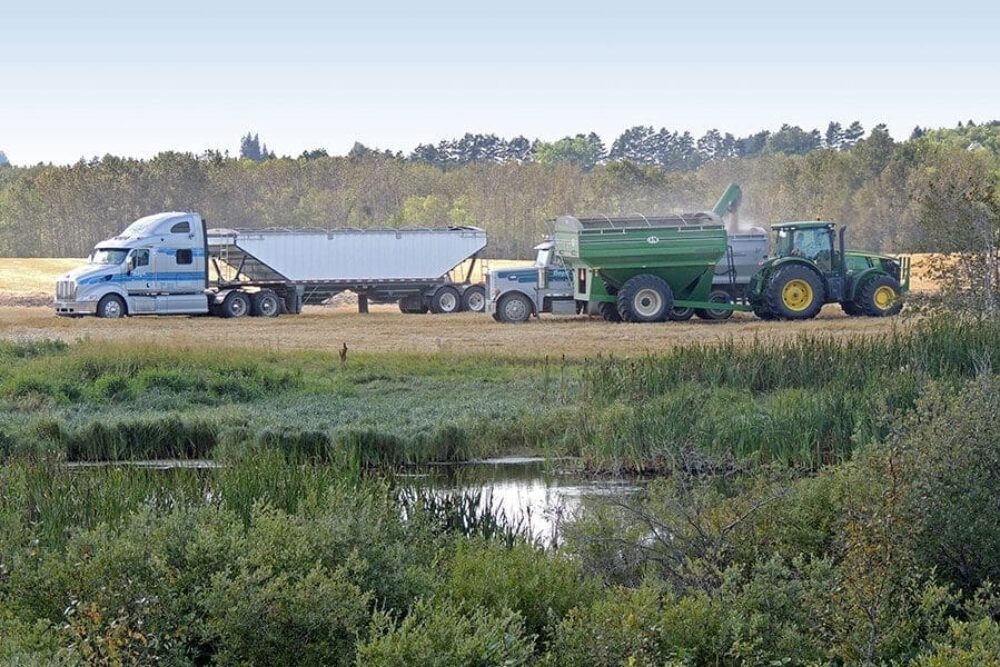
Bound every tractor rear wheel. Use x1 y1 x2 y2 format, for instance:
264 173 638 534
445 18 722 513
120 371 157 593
859 275 903 317
616 274 672 323
695 290 734 321
599 302 622 322
764 265 824 320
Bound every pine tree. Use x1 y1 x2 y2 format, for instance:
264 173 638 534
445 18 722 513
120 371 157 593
909 126 926 140
825 122 844 150
239 132 262 161
842 121 865 148
0 150 9 167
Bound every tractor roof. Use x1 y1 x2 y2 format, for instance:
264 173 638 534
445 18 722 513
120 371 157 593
771 221 836 230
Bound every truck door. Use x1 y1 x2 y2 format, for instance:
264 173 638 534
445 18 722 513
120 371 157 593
124 248 156 313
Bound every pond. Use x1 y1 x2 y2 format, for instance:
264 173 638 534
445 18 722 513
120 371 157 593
401 456 643 545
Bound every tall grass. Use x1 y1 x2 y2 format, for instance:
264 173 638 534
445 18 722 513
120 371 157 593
573 318 999 471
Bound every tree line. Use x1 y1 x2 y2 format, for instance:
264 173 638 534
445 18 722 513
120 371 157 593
0 122 997 259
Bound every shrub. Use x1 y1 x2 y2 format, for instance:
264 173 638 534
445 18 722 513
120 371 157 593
442 538 598 643
915 619 1000 667
357 600 533 667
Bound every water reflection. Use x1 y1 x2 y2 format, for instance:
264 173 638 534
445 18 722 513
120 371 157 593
402 457 642 545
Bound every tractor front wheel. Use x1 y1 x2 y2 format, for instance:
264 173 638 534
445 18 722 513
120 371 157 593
764 266 824 320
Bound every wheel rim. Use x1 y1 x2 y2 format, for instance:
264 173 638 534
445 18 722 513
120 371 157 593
102 300 122 318
260 297 277 316
439 292 458 312
781 279 814 312
873 285 896 309
504 298 528 321
466 292 485 312
230 297 247 317
633 288 663 317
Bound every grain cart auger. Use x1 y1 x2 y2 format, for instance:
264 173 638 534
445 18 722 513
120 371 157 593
746 221 910 320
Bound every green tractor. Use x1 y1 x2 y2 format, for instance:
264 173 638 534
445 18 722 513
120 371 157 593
748 221 910 320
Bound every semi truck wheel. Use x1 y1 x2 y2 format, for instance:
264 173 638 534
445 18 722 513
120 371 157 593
461 285 487 313
251 290 281 317
859 276 903 317
96 294 126 319
221 291 251 318
764 266 824 320
616 274 672 323
496 293 532 323
668 307 695 321
599 302 622 322
695 290 735 321
430 286 461 314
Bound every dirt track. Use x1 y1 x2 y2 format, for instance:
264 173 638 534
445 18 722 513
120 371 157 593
0 305 912 357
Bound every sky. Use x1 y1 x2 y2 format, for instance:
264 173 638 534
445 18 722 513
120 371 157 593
2 0 998 166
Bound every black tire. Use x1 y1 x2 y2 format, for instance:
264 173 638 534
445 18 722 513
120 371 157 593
616 274 673 323
668 307 695 321
858 275 903 317
695 290 735 321
221 291 251 319
599 302 622 322
496 292 532 323
251 290 280 318
461 285 487 313
764 265 825 320
840 300 864 317
430 286 461 314
398 295 429 314
96 294 127 319
752 304 778 321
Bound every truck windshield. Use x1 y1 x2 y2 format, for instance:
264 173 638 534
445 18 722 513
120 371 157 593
89 248 129 264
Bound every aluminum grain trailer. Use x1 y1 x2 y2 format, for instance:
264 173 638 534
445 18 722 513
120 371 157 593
54 211 488 318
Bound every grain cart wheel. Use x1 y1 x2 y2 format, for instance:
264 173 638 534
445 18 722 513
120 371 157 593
616 274 672 323
840 300 864 317
251 290 281 318
764 266 824 320
695 290 735 321
599 302 622 322
668 307 695 321
430 286 461 314
461 285 487 313
496 293 532 323
859 275 903 317
96 294 127 319
221 291 251 319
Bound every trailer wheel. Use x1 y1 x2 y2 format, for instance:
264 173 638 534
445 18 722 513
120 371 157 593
496 293 532 323
840 300 864 317
430 286 461 314
668 307 695 321
96 294 127 319
695 290 735 321
461 285 487 313
858 275 903 317
598 302 622 322
617 274 672 323
251 290 280 318
221 291 251 319
764 266 824 320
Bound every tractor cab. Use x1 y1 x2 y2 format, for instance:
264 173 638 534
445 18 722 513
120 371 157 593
772 221 840 273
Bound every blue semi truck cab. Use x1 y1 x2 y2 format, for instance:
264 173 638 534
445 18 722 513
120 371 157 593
485 240 576 323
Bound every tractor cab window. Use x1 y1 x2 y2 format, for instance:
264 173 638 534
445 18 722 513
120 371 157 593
776 228 834 271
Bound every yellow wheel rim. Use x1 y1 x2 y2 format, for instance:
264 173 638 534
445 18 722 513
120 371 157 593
874 285 896 309
782 279 814 312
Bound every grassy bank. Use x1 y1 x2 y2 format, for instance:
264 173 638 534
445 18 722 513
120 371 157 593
1 318 998 471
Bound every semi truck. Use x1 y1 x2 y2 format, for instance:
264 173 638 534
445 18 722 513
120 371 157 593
54 212 488 318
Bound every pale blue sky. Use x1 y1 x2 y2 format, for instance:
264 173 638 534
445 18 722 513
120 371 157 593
2 1 997 165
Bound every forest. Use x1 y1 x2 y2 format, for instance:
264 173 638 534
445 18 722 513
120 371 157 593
1 122 999 259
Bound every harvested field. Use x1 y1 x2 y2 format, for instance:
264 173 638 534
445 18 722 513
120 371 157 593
0 304 912 357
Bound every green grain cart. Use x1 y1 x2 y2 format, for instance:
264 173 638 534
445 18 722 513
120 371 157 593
553 186 742 323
